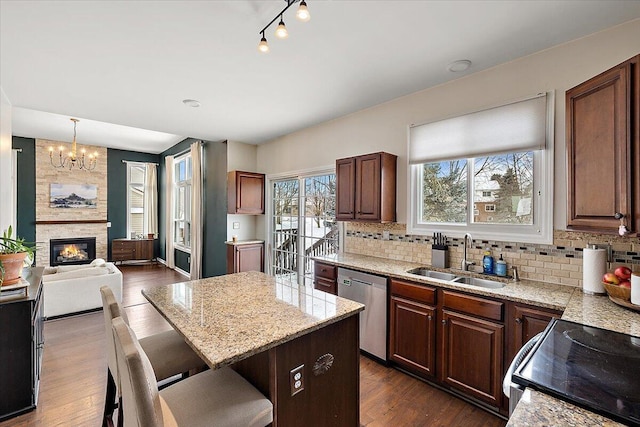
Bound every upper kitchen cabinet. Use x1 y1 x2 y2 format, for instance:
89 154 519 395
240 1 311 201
566 55 640 233
227 171 265 214
336 152 397 222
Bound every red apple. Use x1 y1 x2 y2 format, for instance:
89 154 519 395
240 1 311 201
619 281 631 288
603 273 620 285
614 266 632 280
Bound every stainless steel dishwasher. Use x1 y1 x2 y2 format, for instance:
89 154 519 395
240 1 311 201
337 267 387 361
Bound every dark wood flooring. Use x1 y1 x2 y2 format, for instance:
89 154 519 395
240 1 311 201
1 264 506 427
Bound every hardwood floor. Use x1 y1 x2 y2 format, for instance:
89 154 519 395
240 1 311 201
0 265 506 427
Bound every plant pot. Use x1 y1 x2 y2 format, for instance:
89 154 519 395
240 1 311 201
0 252 28 286
147 233 154 240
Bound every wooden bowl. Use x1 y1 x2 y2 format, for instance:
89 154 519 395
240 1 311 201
603 282 631 301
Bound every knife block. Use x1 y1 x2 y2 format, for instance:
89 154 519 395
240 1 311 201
432 245 449 268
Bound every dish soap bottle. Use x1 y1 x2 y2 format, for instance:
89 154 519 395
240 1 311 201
496 254 507 277
483 248 494 274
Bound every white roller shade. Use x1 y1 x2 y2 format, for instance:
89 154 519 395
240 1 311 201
409 93 547 164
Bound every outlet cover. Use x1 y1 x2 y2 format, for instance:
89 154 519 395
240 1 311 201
382 231 390 240
290 364 304 396
233 222 240 229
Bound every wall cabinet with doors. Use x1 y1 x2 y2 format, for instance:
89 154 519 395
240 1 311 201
439 290 504 408
227 171 265 214
313 261 337 295
566 55 639 233
389 279 437 379
336 152 397 222
0 268 44 421
226 241 264 274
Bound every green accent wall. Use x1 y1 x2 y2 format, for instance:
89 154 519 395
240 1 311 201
11 137 36 244
106 148 160 259
159 138 227 278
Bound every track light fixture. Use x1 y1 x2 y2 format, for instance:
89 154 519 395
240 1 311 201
258 0 310 53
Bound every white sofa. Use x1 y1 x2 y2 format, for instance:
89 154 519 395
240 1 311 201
42 260 123 318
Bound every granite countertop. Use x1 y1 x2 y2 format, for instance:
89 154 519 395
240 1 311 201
142 271 364 370
314 252 574 310
314 252 640 427
506 389 625 427
224 239 264 246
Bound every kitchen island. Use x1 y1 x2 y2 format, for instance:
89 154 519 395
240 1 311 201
143 271 364 427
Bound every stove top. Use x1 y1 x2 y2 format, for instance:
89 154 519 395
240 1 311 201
513 319 640 426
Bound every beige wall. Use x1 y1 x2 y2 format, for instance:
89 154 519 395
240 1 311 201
35 139 108 265
256 19 640 234
226 141 259 241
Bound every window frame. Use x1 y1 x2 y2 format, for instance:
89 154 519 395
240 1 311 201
126 161 146 240
407 94 554 244
173 153 192 252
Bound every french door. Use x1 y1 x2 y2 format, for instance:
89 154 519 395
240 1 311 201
271 172 338 286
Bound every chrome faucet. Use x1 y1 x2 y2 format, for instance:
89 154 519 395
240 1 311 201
461 233 475 271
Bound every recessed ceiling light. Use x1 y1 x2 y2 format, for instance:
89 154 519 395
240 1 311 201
182 99 201 108
447 60 472 72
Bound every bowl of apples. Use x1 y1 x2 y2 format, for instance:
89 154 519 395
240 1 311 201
602 266 632 301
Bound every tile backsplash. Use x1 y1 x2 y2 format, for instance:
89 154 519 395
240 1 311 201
344 223 640 288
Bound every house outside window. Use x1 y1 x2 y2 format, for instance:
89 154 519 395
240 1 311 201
126 162 145 239
173 154 192 250
408 93 553 244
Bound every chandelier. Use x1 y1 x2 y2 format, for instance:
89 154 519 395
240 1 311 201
49 118 97 171
258 0 310 53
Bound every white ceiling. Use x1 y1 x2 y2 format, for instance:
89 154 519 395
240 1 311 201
2 1 640 154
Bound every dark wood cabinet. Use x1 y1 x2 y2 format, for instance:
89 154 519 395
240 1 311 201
566 55 640 233
389 279 436 378
112 238 154 263
227 170 265 214
226 241 264 273
336 152 397 222
313 260 337 295
506 303 561 365
439 290 504 408
0 268 44 421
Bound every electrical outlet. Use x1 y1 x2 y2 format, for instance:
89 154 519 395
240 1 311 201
290 364 304 396
382 230 390 240
233 222 240 229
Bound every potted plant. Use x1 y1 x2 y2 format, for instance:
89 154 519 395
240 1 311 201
0 226 35 287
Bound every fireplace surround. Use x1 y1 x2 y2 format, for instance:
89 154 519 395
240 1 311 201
49 237 96 266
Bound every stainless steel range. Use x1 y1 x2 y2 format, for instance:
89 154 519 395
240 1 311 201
511 319 640 426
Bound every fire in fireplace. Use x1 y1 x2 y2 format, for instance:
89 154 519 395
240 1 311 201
50 237 96 266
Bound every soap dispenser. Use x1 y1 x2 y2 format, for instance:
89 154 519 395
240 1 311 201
482 248 494 274
496 254 507 277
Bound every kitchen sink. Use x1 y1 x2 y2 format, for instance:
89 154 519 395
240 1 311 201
406 267 506 289
451 276 505 289
406 268 458 281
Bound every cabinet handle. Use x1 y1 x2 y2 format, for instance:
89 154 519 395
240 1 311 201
441 319 447 325
614 212 625 219
428 315 432 321
515 317 523 324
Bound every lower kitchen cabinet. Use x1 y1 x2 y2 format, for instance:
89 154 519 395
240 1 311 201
440 309 504 407
507 302 562 364
313 261 337 295
389 279 436 378
226 241 264 273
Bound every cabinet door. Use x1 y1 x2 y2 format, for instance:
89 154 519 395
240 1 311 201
355 153 381 221
335 158 356 220
566 60 632 232
508 304 561 364
389 296 436 378
440 310 504 407
135 240 154 260
233 243 264 273
228 171 265 214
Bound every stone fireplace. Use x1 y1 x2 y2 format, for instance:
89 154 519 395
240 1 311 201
49 237 96 266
